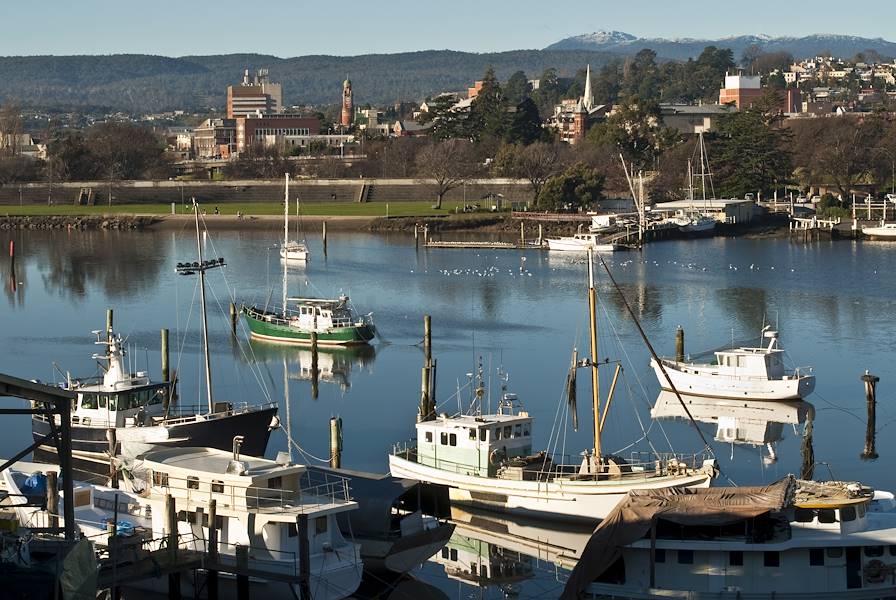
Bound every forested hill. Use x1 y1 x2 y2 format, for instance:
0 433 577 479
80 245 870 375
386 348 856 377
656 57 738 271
0 50 619 113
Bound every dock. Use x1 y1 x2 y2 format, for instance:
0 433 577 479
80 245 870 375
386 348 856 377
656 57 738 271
424 240 534 250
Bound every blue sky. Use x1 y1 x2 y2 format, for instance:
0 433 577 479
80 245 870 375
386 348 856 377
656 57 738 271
3 0 895 57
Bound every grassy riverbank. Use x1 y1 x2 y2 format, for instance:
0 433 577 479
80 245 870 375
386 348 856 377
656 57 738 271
0 200 472 217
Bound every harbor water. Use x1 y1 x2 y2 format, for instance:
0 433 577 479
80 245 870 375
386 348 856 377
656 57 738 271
3 228 896 598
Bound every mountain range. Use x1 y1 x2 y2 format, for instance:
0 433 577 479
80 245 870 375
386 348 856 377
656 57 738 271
545 31 896 61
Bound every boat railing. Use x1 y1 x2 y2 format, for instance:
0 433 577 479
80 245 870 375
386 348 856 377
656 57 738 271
209 540 300 577
161 400 278 426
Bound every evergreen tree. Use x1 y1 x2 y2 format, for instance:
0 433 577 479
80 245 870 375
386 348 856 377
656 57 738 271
504 70 530 105
537 162 604 211
506 98 544 145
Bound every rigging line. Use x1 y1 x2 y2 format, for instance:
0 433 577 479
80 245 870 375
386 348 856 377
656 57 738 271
594 252 713 453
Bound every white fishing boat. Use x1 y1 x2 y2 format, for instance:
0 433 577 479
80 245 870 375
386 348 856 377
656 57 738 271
389 250 717 522
280 174 309 262
650 327 815 401
5 441 364 600
862 222 896 239
563 477 896 600
545 233 619 253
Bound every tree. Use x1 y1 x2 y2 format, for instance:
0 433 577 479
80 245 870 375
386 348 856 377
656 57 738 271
504 70 530 105
621 49 662 101
537 162 604 211
711 91 793 198
586 96 675 170
418 93 468 140
468 67 509 143
46 130 95 181
85 121 169 203
224 143 295 179
505 98 544 145
415 139 476 208
493 142 564 199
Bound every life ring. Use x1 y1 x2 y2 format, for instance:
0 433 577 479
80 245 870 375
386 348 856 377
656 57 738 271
864 559 887 584
489 448 505 465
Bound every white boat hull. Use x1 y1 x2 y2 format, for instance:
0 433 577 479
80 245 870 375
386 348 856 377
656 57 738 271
651 359 815 400
546 239 619 253
862 226 896 239
280 248 309 262
388 454 712 522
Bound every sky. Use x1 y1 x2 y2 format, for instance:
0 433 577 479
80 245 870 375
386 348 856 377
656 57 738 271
3 0 896 57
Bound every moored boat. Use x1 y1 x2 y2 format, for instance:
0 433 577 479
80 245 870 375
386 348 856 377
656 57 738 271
545 232 619 253
862 222 896 239
243 296 376 346
650 327 815 401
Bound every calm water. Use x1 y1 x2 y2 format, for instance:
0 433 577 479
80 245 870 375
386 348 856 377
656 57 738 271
3 228 896 598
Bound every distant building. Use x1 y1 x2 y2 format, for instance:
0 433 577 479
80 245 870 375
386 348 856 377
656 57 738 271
719 73 763 109
356 108 391 136
467 80 484 99
547 65 608 144
194 118 236 158
393 120 430 136
660 104 732 134
227 69 282 118
341 78 354 127
235 113 321 153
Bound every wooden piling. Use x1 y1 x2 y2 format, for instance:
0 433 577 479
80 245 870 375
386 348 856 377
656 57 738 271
310 332 319 400
46 471 58 530
538 223 543 246
161 328 170 383
8 240 13 259
520 222 525 245
207 499 219 600
298 514 311 600
236 545 249 600
322 221 328 255
229 302 237 336
675 327 685 362
107 427 118 488
862 371 880 460
106 308 114 340
423 314 432 360
419 315 433 422
329 417 342 469
166 494 180 599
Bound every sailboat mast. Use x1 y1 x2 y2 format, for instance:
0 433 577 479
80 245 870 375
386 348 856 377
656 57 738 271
699 132 708 205
282 173 289 318
587 248 601 466
194 203 214 413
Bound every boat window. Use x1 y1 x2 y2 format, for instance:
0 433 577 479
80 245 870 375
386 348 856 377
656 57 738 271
187 476 199 490
515 424 522 437
817 509 836 523
826 548 843 558
469 428 477 441
857 503 866 518
481 565 488 578
677 550 693 564
764 551 780 567
440 432 448 445
729 551 743 566
809 548 824 566
149 390 163 405
503 426 512 439
889 546 896 557
450 548 458 561
98 396 106 409
865 546 884 557
153 471 169 487
81 394 98 409
655 549 665 563
794 508 814 522
425 431 433 443
523 424 530 436
441 548 449 559
479 429 487 442
82 417 91 426
269 476 282 490
495 428 502 441
211 480 224 493
841 506 857 522
471 563 477 575
449 434 457 447
315 516 327 535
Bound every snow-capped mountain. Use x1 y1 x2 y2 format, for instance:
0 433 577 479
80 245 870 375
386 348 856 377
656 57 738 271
546 31 896 60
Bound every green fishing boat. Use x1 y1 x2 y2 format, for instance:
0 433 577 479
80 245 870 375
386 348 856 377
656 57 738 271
243 296 376 345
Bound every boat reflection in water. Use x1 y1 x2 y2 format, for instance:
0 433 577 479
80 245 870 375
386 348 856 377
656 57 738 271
651 391 815 462
428 504 593 596
245 339 376 392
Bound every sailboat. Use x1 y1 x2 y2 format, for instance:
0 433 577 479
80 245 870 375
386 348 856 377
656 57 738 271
388 249 716 522
673 133 717 235
242 174 376 346
280 174 309 262
31 202 280 474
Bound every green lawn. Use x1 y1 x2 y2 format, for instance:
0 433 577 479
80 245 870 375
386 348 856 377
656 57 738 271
0 200 486 217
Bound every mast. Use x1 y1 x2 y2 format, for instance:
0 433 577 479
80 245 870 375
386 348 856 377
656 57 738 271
699 132 708 206
282 173 289 318
587 248 601 467
175 199 226 414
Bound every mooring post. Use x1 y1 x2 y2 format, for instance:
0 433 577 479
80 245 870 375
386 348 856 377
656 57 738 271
419 315 433 422
423 314 432 360
8 240 13 260
207 498 219 600
423 225 429 246
229 302 237 336
329 416 342 468
322 221 328 255
46 471 58 530
310 332 319 400
161 328 170 383
675 326 685 362
166 494 180 600
520 222 525 246
106 308 114 341
236 545 249 600
298 514 311 600
107 427 118 488
862 371 880 460
538 223 543 246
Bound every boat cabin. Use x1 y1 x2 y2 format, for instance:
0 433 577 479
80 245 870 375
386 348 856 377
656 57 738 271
416 410 533 478
71 382 167 428
289 296 356 331
712 330 787 379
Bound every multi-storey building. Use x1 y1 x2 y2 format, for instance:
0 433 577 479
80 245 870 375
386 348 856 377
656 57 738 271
235 113 321 153
194 118 236 158
227 69 283 118
719 73 764 109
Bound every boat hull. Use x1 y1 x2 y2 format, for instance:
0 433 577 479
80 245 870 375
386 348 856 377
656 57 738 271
388 454 712 522
651 359 815 400
32 405 277 473
243 310 375 346
359 522 456 574
546 239 618 252
862 226 896 239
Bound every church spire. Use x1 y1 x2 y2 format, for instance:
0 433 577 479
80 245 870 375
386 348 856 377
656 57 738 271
583 64 593 111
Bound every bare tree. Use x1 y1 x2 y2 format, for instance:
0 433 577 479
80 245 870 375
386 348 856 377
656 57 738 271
493 142 564 199
415 139 475 208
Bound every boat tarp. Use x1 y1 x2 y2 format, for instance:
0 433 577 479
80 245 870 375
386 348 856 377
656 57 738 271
560 477 794 600
306 466 418 535
61 538 97 600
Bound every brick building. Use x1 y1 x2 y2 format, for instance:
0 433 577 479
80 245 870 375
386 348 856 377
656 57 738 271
194 118 236 158
227 69 283 118
719 73 764 109
235 113 322 153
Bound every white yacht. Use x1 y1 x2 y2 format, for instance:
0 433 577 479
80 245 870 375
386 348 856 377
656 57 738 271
390 250 717 522
862 222 896 239
545 232 619 253
650 327 815 401
563 477 896 600
5 443 363 600
280 174 309 262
